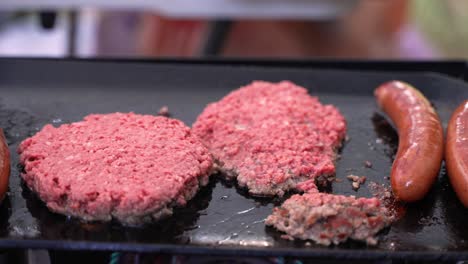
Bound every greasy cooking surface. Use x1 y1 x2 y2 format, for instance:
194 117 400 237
0 59 467 259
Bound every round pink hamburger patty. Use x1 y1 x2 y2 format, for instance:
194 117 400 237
18 113 213 225
192 81 347 196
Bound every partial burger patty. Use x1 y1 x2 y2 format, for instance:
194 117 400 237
265 191 392 246
193 81 347 196
18 113 213 225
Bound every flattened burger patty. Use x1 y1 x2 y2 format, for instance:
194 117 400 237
18 113 213 225
192 81 347 196
265 191 392 245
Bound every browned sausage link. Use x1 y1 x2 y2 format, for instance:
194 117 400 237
446 100 468 207
0 129 9 203
374 81 444 202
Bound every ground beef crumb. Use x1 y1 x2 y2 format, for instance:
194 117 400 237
347 175 367 191
157 106 170 117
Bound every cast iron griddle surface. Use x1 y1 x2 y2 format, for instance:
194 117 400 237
0 59 467 260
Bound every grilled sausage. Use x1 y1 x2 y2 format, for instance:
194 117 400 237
446 100 468 207
0 129 9 202
374 81 444 202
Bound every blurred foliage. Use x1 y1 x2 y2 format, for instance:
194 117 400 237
411 0 468 58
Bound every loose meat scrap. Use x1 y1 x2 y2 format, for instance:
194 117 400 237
265 191 392 246
347 175 367 191
157 106 170 117
18 113 213 225
193 81 346 197
193 81 392 245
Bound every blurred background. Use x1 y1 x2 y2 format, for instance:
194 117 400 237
0 0 467 59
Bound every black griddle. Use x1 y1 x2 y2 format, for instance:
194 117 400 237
0 58 468 261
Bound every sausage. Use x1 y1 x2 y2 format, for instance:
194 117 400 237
374 81 444 202
446 100 468 207
0 129 9 202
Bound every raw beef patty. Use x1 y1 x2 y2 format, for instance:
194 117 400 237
192 81 346 196
18 113 213 225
